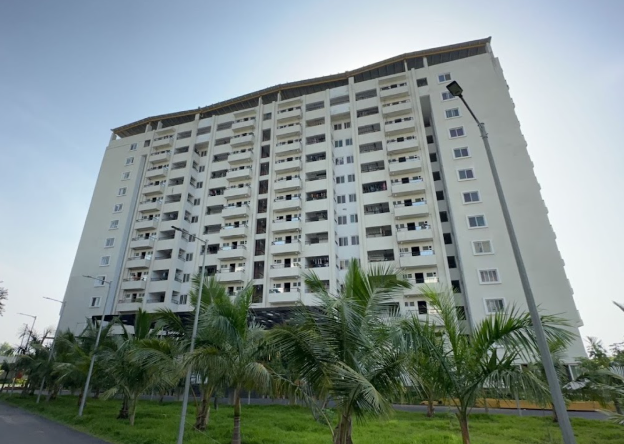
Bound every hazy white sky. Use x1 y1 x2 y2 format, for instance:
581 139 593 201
1 1 622 352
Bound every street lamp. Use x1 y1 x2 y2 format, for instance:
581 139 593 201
172 225 207 444
17 313 37 354
36 297 66 403
78 275 113 417
446 81 577 444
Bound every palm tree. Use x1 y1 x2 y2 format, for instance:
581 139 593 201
202 284 272 444
0 287 8 317
269 260 411 444
406 286 574 444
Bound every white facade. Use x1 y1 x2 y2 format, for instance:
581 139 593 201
58 38 585 360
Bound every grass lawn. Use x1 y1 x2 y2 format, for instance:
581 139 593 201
1 395 622 444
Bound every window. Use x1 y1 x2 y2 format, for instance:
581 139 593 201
456 306 467 320
336 176 345 184
109 220 119 229
125 157 134 165
144 140 150 147
416 78 428 87
344 122 351 129
196 182 203 189
335 157 344 165
338 237 348 246
104 238 115 248
93 275 106 287
117 187 127 196
467 215 487 228
350 214 358 223
336 195 346 204
193 198 201 206
430 153 438 162
347 174 355 182
426 135 435 144
439 211 448 223
458 168 475 180
183 274 191 283
333 123 343 130
453 147 470 158
334 140 343 148
443 233 452 245
447 256 457 268
129 143 137 151
337 216 347 225
113 203 123 213
485 298 505 313
473 240 493 255
346 155 354 163
351 235 359 245
186 253 194 261
463 191 481 203
436 190 444 201
90 297 101 308
479 269 500 284
348 194 357 203
191 216 199 223
438 73 452 83
441 91 456 101
121 172 130 180
345 139 353 147
445 108 460 118
449 127 465 138
100 256 110 266
432 171 441 181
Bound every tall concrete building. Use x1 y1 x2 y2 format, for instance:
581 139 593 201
58 38 585 359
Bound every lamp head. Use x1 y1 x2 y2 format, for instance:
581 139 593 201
446 81 463 97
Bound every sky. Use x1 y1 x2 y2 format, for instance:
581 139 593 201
1 0 623 352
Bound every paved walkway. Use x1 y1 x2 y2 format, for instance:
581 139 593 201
0 402 110 444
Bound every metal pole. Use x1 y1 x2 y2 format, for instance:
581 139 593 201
176 232 207 444
37 299 65 403
78 279 113 416
457 94 576 444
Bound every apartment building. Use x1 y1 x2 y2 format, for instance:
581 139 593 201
58 37 585 360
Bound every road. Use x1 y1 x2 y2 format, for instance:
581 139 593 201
0 402 110 444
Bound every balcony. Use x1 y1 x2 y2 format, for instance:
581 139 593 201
305 218 330 233
305 177 328 193
267 290 301 305
117 300 143 311
222 205 250 219
152 136 173 148
150 150 172 164
396 226 434 243
275 141 302 156
269 264 302 279
389 158 422 175
399 252 437 268
394 202 429 219
382 100 412 116
228 150 253 165
126 256 152 269
226 167 252 181
217 246 248 260
276 108 302 122
304 239 329 257
135 218 159 231
270 240 302 256
272 218 302 233
385 119 416 135
273 197 301 212
230 133 254 147
121 278 147 291
274 177 302 192
146 167 169 179
330 103 350 118
304 141 329 155
217 269 246 283
304 264 330 280
274 159 302 174
379 83 409 99
232 119 255 132
391 180 425 196
224 186 251 199
276 124 302 138
220 225 248 238
129 237 155 250
138 199 162 213
387 138 418 154
144 182 166 195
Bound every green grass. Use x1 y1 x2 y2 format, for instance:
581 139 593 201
1 395 622 444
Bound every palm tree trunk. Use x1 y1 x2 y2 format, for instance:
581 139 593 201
231 388 242 444
426 397 435 417
128 394 139 426
194 386 213 431
552 406 558 423
333 412 353 444
77 391 83 406
117 396 129 419
457 411 470 444
0 371 9 393
614 398 622 415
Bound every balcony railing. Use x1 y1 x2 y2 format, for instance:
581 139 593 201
400 250 435 257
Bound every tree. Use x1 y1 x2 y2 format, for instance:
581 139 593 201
0 342 14 356
202 283 272 444
406 287 574 444
0 287 7 316
270 260 411 444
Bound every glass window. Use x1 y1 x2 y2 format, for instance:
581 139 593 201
473 240 493 254
463 191 481 203
449 127 465 138
438 73 452 83
445 108 460 118
100 256 111 266
458 168 474 180
479 269 500 284
453 147 470 158
485 298 505 313
468 215 487 228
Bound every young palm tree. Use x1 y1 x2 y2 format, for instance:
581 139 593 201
269 260 411 444
406 287 574 444
202 284 272 444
